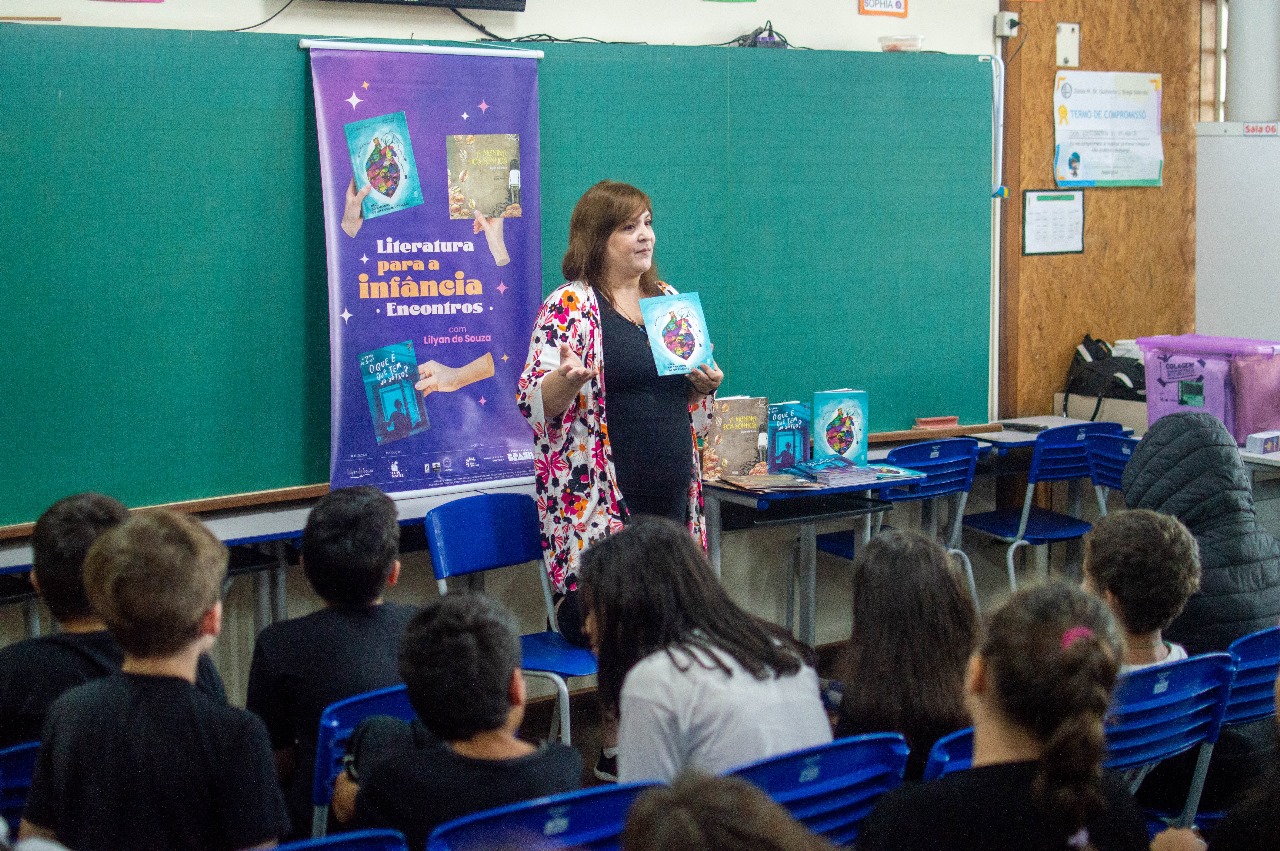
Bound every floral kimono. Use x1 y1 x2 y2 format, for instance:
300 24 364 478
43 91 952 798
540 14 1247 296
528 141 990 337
516 281 713 593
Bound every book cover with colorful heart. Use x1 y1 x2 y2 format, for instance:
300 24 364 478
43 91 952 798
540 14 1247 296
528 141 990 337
812 389 869 465
360 340 430 445
638 292 713 376
344 112 424 220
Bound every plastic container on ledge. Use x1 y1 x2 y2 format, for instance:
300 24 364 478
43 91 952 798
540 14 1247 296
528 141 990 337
1137 334 1280 444
879 35 924 52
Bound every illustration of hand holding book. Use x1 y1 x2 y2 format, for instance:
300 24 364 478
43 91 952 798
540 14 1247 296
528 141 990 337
342 179 371 238
415 352 495 397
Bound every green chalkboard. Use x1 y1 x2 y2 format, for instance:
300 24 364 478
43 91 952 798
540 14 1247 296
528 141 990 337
0 27 991 528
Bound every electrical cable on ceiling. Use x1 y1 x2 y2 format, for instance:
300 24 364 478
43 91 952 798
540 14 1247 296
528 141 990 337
231 0 298 32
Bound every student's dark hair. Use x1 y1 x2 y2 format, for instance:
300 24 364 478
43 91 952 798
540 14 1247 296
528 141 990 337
981 581 1122 846
31 493 129 622
84 510 227 658
399 593 521 742
837 529 979 779
622 770 837 851
579 516 809 715
1083 509 1201 635
302 486 399 608
561 180 661 304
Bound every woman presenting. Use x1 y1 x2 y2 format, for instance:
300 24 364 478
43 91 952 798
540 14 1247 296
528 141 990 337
517 180 723 646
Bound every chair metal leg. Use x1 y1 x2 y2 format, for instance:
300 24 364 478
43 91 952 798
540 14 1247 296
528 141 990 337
23 598 41 638
1094 484 1110 518
1006 540 1030 593
949 548 980 612
784 534 800 632
313 806 328 839
525 671 572 745
1175 742 1217 829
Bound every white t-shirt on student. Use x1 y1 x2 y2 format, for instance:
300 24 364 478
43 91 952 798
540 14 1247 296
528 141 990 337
617 643 833 784
1119 641 1189 675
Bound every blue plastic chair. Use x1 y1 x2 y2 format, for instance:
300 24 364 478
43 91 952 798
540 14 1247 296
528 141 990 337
815 438 983 607
279 829 408 851
1087 433 1141 516
427 780 659 851
963 422 1122 591
921 726 974 782
1105 653 1235 829
425 494 597 748
729 733 909 846
0 740 39 840
312 684 416 837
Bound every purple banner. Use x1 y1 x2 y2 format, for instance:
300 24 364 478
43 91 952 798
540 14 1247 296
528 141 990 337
310 47 539 495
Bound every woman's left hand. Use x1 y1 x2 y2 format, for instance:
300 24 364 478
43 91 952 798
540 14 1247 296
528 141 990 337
688 361 723 397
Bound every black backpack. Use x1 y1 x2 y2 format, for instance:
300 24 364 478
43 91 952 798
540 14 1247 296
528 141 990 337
1063 335 1146 420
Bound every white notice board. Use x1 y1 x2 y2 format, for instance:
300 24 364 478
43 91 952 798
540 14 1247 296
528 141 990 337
1023 190 1084 255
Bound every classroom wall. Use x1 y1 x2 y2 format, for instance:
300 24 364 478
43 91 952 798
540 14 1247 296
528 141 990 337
997 0 1201 417
5 0 998 55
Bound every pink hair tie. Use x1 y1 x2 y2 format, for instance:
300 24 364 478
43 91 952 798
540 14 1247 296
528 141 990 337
1060 626 1094 650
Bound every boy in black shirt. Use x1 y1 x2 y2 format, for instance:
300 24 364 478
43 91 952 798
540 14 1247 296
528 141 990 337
245 486 418 837
20 510 289 851
0 493 223 748
335 593 582 851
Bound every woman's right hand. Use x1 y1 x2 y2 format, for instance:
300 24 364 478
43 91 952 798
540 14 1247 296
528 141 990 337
556 343 596 388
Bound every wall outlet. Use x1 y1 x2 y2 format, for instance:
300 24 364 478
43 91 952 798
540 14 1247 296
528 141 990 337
1056 23 1080 67
995 11 1020 38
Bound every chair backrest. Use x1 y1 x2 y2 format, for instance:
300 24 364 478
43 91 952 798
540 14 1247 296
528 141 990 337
1104 653 1235 773
1224 626 1280 727
0 740 39 840
427 781 659 851
921 727 973 782
881 438 980 502
1028 422 1124 486
312 684 415 810
278 829 409 851
729 733 909 846
1087 433 1141 491
425 493 543 587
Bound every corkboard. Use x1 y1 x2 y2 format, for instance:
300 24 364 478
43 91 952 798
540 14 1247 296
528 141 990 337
999 1 1201 417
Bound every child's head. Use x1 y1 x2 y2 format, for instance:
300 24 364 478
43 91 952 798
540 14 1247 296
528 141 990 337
1082 509 1201 636
31 493 129 623
580 516 806 713
842 530 978 764
399 593 522 742
302 486 400 608
83 510 228 659
973 581 1122 839
622 771 836 851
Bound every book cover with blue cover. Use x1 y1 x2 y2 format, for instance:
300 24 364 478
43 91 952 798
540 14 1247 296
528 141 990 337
767 401 811 472
360 340 430 445
638 292 713 376
813 389 869 465
345 111 424 219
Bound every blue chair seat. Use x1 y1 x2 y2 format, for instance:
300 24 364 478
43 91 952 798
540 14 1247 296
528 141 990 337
277 829 408 851
519 632 598 679
921 727 974 782
815 530 857 561
0 740 39 840
962 506 1092 544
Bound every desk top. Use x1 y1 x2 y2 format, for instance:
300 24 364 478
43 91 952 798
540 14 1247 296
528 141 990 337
969 416 1114 449
1242 450 1280 469
704 468 926 511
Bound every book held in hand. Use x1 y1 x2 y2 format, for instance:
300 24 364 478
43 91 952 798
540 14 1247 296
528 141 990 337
702 395 768 479
813 388 869 466
360 340 430 445
345 111 424 220
767 401 811 472
638 292 714 376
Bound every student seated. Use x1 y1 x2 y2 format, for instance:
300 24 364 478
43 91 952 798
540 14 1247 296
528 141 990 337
579 516 832 784
0 493 224 748
18 510 289 851
333 592 581 851
1081 509 1201 673
856 581 1149 851
835 529 979 780
246 485 418 837
622 770 836 851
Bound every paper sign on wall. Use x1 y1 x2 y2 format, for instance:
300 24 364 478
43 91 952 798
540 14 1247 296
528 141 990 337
859 0 907 18
1053 71 1163 187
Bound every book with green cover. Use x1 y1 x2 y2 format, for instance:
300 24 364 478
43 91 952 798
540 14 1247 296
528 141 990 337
813 389 869 465
345 111 424 219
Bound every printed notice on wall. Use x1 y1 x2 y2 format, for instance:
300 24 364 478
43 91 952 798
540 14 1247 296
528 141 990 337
1023 190 1084 255
1053 71 1163 187
859 0 907 17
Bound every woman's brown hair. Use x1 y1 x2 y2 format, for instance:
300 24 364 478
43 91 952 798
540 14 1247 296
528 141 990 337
561 180 661 303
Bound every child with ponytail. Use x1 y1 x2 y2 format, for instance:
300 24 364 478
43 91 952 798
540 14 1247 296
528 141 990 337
857 581 1148 851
